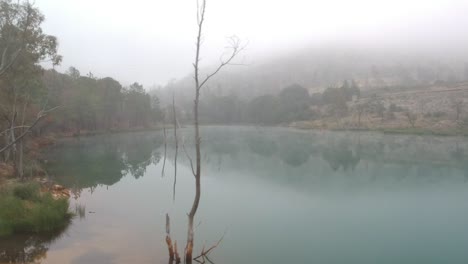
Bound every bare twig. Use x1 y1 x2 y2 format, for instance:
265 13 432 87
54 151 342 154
198 36 246 91
0 106 59 154
0 126 31 136
193 231 226 263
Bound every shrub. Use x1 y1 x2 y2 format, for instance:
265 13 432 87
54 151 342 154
0 183 71 236
13 183 40 201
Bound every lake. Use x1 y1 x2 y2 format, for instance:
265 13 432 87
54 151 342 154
2 126 468 264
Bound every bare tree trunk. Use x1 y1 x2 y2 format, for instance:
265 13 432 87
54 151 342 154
172 94 178 201
185 2 205 260
18 101 28 180
161 126 167 177
10 95 18 177
183 1 244 262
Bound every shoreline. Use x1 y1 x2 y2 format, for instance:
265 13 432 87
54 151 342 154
195 123 468 138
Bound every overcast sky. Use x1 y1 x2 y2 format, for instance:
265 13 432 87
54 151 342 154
36 0 468 87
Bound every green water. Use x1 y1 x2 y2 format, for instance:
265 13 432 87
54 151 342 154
2 126 468 264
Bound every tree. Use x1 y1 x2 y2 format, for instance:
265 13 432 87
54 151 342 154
452 99 464 122
182 1 244 262
247 95 280 124
66 66 80 80
278 84 310 121
322 86 348 117
405 110 417 128
354 101 368 127
0 0 61 178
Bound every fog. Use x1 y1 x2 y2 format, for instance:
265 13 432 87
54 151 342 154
3 1 468 263
37 0 468 87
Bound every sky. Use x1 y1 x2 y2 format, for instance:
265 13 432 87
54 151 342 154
36 0 468 87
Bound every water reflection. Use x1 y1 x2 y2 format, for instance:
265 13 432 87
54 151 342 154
47 128 468 194
0 226 68 264
47 132 163 191
30 127 468 264
321 140 360 171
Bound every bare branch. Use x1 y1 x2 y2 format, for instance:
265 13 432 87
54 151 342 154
198 36 246 91
0 106 59 154
193 231 226 262
0 125 31 136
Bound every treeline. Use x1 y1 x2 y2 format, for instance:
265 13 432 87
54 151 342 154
42 68 163 135
0 0 162 179
189 81 360 125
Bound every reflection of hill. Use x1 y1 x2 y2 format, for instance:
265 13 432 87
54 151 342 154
173 127 468 190
46 132 163 190
48 127 468 193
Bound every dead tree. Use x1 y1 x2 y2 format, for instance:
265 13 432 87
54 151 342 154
161 125 167 177
184 0 245 262
166 214 181 264
172 94 178 201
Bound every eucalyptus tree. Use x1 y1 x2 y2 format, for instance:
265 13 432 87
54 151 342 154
0 0 61 178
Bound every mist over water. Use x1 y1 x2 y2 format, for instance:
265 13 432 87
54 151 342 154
2 1 468 263
3 127 466 264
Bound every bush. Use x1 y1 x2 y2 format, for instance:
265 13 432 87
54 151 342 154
13 183 40 201
0 182 71 236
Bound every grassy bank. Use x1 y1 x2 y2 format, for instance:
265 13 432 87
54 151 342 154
0 182 71 237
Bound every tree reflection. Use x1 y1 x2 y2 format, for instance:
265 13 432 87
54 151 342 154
278 137 311 167
321 141 360 171
247 136 278 157
0 225 68 264
46 133 163 192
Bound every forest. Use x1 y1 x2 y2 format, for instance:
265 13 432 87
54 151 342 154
0 1 163 179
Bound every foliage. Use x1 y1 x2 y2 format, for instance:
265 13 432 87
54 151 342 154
277 84 311 121
0 182 71 236
12 182 40 201
247 95 281 124
42 69 163 134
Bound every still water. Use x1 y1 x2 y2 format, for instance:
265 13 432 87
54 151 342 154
2 126 468 264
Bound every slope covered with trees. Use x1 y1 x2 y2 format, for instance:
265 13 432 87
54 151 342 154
0 0 163 179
